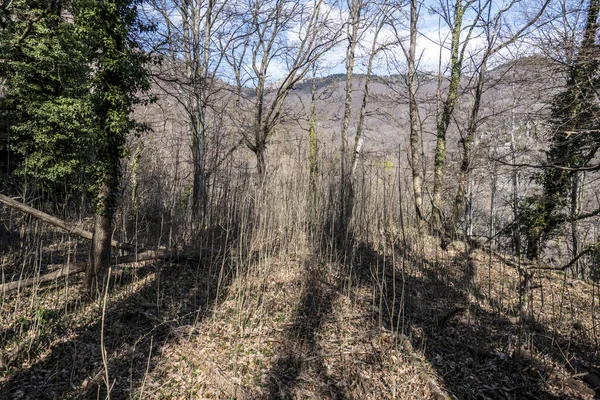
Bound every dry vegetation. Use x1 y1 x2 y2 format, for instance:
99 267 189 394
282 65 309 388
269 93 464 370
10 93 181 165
1 150 599 399
3 0 600 398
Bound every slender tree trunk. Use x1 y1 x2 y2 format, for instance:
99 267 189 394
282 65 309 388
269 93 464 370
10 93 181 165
526 230 541 260
181 1 210 224
451 47 490 236
254 65 268 183
407 0 424 228
308 73 318 198
489 168 497 241
571 171 581 276
0 193 130 250
193 0 216 223
431 0 465 232
451 134 472 231
345 13 382 236
510 78 521 255
351 26 380 177
191 117 207 220
339 0 360 236
156 0 218 224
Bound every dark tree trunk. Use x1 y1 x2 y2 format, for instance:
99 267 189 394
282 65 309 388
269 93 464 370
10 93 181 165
571 172 581 276
526 232 540 261
340 176 354 240
192 135 207 222
87 183 114 295
432 0 466 232
256 148 266 184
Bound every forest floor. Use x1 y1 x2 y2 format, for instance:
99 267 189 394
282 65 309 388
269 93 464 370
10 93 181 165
1 230 599 399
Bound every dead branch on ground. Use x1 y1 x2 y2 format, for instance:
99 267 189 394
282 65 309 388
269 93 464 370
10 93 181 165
0 193 134 251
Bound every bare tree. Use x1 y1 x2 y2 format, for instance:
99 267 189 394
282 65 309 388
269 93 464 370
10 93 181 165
449 0 550 234
429 0 485 232
392 0 425 228
144 0 233 223
339 0 363 233
308 65 319 198
339 0 390 235
225 0 340 182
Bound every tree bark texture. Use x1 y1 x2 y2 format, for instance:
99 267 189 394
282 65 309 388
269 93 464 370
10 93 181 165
309 75 318 197
451 62 487 232
339 0 361 237
87 183 114 295
432 0 465 232
407 0 424 227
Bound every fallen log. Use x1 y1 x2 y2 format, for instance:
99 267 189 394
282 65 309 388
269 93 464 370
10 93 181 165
512 349 596 397
0 194 133 251
576 362 600 392
111 249 202 264
0 262 87 293
0 250 203 293
527 248 592 271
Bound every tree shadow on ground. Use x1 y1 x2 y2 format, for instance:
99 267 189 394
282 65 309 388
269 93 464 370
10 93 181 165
266 258 348 400
341 238 594 399
0 263 155 367
0 250 236 399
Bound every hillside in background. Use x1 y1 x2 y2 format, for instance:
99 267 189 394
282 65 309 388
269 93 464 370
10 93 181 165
142 55 577 252
2 0 600 398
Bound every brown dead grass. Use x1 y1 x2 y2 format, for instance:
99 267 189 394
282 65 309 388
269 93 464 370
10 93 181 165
140 253 439 399
1 234 599 399
404 237 600 399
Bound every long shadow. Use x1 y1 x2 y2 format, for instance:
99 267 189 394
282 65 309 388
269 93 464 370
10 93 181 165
441 244 600 397
337 237 580 399
266 258 347 400
0 250 236 399
0 264 156 362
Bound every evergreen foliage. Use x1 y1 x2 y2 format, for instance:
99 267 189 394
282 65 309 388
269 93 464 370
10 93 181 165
521 0 600 259
0 0 92 193
74 0 153 215
0 0 152 209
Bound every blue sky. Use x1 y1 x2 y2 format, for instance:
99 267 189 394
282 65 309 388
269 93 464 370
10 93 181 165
142 0 556 83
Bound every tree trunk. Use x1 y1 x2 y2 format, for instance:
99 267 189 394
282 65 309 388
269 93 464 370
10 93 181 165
340 179 355 237
451 127 474 235
526 231 540 261
0 193 131 250
345 9 382 236
256 143 266 184
254 61 268 183
431 0 466 232
87 183 114 295
308 73 318 198
510 77 521 255
407 0 424 227
451 55 488 235
191 123 207 220
571 171 581 276
339 0 360 238
1 262 87 293
181 1 208 224
431 127 447 231
351 18 380 177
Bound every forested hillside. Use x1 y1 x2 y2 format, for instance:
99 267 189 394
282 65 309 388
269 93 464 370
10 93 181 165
1 0 600 399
